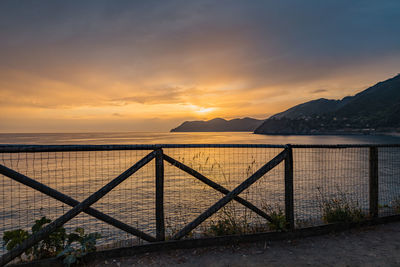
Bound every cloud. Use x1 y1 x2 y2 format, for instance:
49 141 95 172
111 86 188 105
311 89 328 94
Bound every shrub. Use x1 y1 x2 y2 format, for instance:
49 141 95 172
321 198 364 223
57 227 101 267
3 229 29 251
392 197 400 214
318 188 365 224
3 216 67 260
32 217 68 259
2 216 100 266
206 207 248 236
262 204 288 231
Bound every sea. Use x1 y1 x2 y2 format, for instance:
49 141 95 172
0 132 399 253
1 131 400 145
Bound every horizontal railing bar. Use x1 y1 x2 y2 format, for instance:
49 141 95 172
0 143 399 153
0 144 162 153
291 144 400 148
0 164 157 243
0 144 285 152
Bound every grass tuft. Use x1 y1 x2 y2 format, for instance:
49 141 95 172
392 197 400 214
318 187 365 224
262 204 288 231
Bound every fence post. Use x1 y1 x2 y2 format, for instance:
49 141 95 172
155 148 165 241
284 145 295 230
369 146 379 218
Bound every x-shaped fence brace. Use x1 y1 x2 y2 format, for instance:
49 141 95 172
0 146 293 266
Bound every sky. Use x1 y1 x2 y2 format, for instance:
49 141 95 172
1 0 400 132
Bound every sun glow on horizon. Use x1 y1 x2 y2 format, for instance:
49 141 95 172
195 107 216 114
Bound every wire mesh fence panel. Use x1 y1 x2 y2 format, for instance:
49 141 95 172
378 147 400 216
0 150 156 256
0 152 73 256
71 149 156 249
293 147 369 227
163 147 223 237
236 148 285 232
163 147 285 237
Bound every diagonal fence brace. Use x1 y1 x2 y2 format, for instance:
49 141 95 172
0 150 156 267
0 164 156 242
163 153 273 223
172 149 288 240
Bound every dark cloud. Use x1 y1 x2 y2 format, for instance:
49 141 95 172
112 86 188 105
1 1 399 88
312 89 328 94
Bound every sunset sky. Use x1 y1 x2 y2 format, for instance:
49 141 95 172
1 0 400 132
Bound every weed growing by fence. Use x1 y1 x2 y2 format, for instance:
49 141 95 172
262 204 288 231
3 217 67 261
57 227 101 267
318 187 365 224
392 197 400 214
204 204 250 236
2 216 100 265
203 202 290 237
165 215 193 240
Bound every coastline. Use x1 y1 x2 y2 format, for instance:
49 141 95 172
253 131 400 136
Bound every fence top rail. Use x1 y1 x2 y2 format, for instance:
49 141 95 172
0 144 285 152
291 144 400 148
0 143 399 152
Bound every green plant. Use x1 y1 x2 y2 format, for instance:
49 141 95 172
57 227 101 267
2 217 100 266
205 206 249 236
3 216 67 260
205 203 288 236
165 216 192 240
378 204 390 209
318 188 365 224
31 217 68 259
208 218 242 236
392 197 400 213
3 229 29 251
262 204 288 231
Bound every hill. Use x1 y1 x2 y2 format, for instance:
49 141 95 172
271 98 344 120
255 74 400 135
171 118 264 132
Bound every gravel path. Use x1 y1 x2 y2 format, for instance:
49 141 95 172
87 222 400 267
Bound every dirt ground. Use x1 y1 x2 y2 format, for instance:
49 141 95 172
86 222 400 267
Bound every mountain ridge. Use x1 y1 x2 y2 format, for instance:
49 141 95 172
170 74 400 134
170 117 264 132
255 74 400 134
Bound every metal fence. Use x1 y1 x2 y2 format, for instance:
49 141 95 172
0 144 399 264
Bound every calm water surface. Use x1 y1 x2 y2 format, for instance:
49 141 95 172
0 131 400 144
